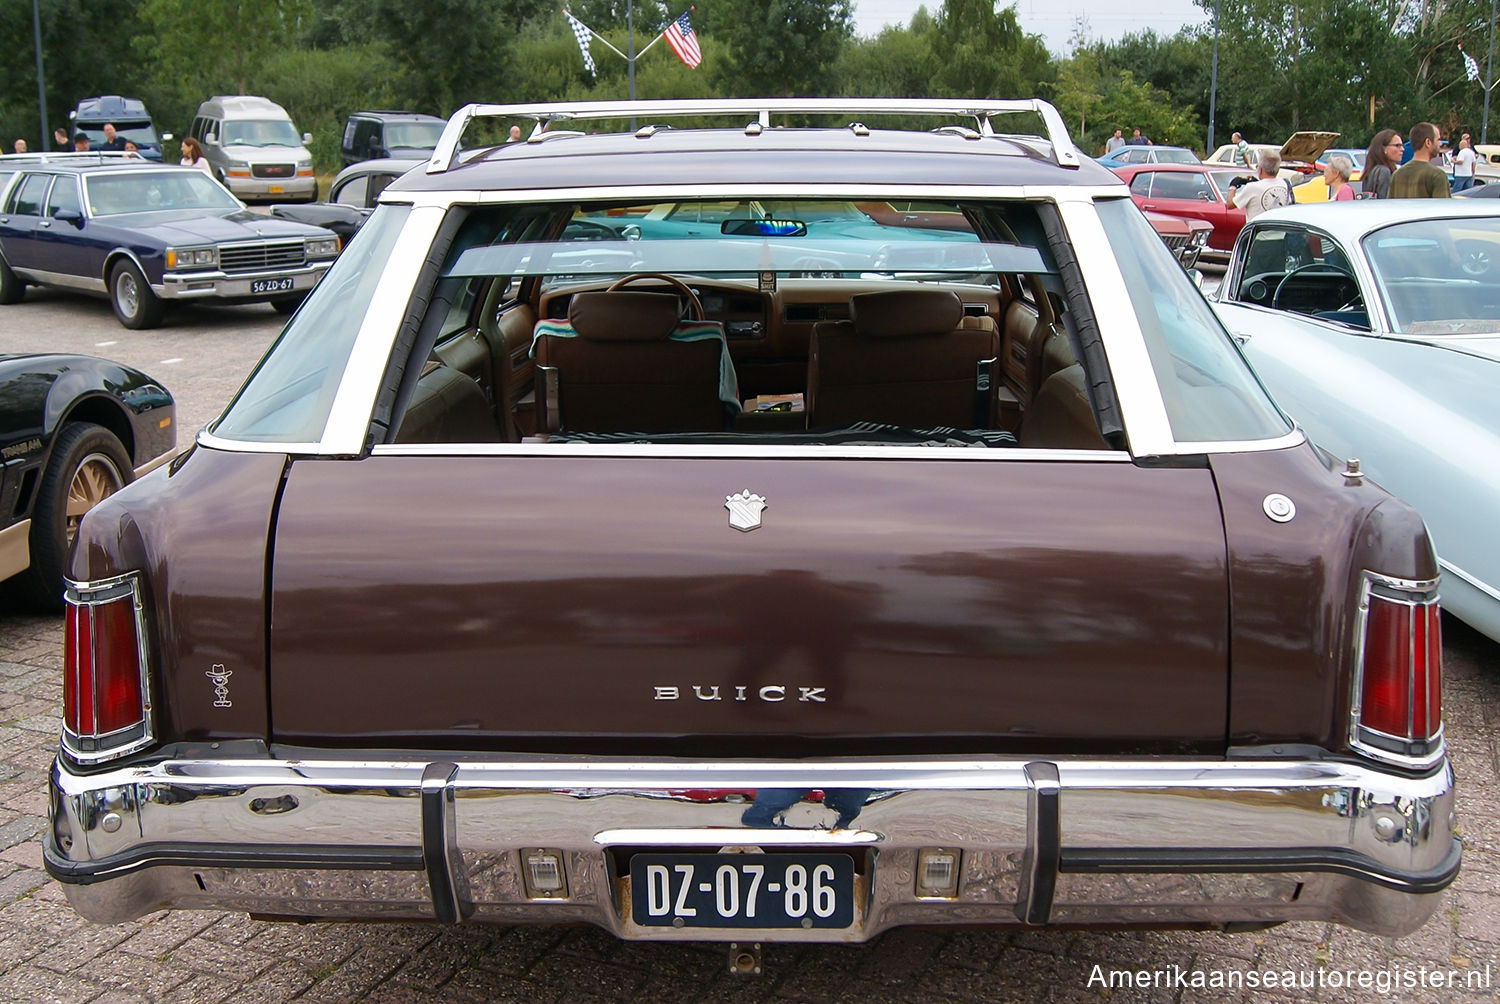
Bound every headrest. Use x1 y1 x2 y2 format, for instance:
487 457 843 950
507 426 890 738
567 291 681 341
850 290 964 338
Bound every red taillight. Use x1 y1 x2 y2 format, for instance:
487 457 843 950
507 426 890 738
1354 581 1442 761
62 577 150 761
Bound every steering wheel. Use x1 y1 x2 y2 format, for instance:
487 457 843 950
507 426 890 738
606 272 704 320
1272 263 1356 311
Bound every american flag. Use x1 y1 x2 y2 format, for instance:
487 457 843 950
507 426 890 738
664 10 702 69
565 11 597 77
1462 46 1481 82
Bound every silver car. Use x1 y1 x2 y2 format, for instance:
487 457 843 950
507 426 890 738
1213 200 1500 642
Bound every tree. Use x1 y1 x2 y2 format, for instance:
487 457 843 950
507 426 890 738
708 0 854 97
135 0 312 97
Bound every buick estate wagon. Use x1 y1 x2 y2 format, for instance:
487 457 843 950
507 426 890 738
46 99 1458 943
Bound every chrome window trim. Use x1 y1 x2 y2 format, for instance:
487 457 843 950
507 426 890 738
370 443 1133 461
1056 199 1176 456
1347 571 1444 770
318 205 446 456
61 572 155 765
196 430 322 455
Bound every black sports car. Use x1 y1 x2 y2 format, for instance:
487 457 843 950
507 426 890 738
0 156 339 328
0 353 174 609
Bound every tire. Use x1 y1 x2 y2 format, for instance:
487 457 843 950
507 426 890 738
13 423 132 612
109 260 165 329
270 293 306 314
0 256 24 305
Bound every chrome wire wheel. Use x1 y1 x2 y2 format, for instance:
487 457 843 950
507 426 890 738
65 452 125 545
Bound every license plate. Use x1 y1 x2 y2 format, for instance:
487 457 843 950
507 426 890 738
630 853 854 928
251 278 295 295
268 185 284 193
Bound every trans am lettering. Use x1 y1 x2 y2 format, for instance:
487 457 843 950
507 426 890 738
654 685 826 703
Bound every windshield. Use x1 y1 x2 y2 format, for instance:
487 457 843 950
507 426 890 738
84 170 241 215
1363 217 1500 334
222 119 303 147
78 121 159 146
384 122 444 148
1157 149 1200 164
445 198 1047 287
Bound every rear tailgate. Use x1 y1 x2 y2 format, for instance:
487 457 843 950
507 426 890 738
268 452 1229 752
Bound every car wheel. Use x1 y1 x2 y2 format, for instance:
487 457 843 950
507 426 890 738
270 294 306 314
14 423 131 612
0 256 25 304
109 260 165 329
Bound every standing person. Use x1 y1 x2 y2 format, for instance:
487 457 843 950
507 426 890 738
1453 132 1477 192
179 136 211 173
12 139 26 153
1323 154 1355 200
1105 128 1125 153
1362 130 1402 199
1233 131 1254 170
1390 123 1452 198
122 140 141 159
53 127 69 150
507 125 522 143
72 133 90 152
1227 149 1292 220
1127 127 1150 146
99 123 125 151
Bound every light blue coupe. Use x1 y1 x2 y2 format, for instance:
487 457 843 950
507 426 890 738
1213 200 1500 642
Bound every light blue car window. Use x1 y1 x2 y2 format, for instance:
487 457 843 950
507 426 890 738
1363 218 1500 334
213 205 412 443
1095 198 1291 443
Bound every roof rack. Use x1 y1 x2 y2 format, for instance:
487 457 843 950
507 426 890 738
426 98 1080 174
0 151 136 165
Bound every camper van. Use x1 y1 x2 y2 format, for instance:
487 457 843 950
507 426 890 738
189 95 318 202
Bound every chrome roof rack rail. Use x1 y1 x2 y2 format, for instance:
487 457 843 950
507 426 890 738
427 98 1081 174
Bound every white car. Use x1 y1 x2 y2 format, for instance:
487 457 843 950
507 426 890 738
1213 200 1500 642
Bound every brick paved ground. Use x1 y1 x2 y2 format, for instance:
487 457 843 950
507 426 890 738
1 292 1497 1003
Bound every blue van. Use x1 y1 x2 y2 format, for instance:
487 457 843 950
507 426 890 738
69 96 170 162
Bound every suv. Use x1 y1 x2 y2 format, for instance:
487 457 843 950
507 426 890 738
341 110 446 166
189 95 317 203
69 95 168 162
46 99 1457 944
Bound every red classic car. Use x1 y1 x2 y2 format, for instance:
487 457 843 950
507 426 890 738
46 99 1457 945
1113 162 1252 260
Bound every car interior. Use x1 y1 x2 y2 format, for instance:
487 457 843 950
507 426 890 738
377 197 1117 453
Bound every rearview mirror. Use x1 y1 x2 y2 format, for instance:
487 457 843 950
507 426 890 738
721 218 807 237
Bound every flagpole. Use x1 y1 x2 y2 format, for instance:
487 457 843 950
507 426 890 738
1487 0 1498 143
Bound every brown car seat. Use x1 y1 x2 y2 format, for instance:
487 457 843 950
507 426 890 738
806 289 1000 429
531 291 736 433
1017 363 1109 450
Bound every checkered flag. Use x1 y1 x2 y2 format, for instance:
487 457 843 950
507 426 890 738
1462 46 1481 82
566 11 597 77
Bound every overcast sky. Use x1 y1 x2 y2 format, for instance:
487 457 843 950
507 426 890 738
852 0 1211 55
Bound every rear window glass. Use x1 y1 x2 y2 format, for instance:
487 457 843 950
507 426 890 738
1095 198 1290 443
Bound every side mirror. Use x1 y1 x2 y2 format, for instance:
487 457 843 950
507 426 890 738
53 208 83 225
204 134 219 146
302 132 313 145
1188 268 1204 289
161 132 174 142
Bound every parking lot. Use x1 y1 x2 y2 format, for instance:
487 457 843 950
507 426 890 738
0 290 1497 1003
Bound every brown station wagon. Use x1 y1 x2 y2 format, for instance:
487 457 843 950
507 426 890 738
46 99 1458 944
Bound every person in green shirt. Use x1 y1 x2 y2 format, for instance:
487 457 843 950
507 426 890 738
1389 122 1452 198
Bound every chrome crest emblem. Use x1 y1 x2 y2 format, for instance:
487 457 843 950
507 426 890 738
725 489 767 532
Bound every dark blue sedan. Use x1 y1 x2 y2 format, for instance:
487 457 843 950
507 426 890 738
0 155 340 328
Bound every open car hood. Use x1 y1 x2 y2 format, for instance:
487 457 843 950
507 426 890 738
1281 132 1339 164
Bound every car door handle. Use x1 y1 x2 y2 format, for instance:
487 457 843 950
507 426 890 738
38 220 51 228
1141 203 1156 210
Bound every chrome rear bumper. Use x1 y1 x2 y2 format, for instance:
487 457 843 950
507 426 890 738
45 754 1459 940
